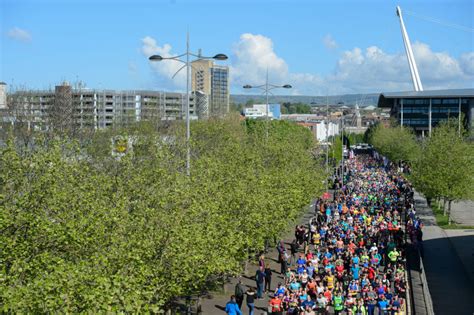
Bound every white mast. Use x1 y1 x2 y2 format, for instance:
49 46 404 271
397 5 423 91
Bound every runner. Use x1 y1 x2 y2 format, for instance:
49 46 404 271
232 153 414 315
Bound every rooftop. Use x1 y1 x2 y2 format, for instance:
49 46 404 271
378 88 474 107
381 88 474 98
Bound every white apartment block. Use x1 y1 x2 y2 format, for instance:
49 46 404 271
0 83 203 132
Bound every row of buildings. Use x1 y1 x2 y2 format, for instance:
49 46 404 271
2 76 473 138
243 103 381 142
242 89 474 139
0 59 230 133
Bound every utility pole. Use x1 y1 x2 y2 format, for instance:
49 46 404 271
458 97 462 136
325 95 329 192
400 98 404 128
148 33 228 176
185 32 191 176
341 116 344 186
429 98 432 137
265 68 269 139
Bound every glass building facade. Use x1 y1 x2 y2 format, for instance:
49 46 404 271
378 90 474 135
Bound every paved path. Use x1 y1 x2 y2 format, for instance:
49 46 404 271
200 199 318 315
450 200 474 226
444 229 474 284
413 192 474 315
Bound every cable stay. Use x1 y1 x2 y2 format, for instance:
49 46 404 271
404 10 474 33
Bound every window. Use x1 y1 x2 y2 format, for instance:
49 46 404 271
415 99 428 105
442 98 458 105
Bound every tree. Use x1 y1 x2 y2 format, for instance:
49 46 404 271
0 114 325 312
281 102 311 114
368 124 420 163
411 119 474 223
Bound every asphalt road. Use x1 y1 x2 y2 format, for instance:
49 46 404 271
414 192 474 315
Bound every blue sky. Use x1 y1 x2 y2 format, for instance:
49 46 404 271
1 0 473 95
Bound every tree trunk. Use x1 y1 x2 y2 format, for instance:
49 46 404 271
448 200 452 225
443 198 447 216
244 248 249 276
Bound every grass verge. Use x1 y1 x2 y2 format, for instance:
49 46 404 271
431 201 474 230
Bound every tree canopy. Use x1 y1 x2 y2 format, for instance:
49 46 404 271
366 124 420 163
367 120 474 223
0 115 324 312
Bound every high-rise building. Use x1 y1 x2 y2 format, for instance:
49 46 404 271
191 59 229 117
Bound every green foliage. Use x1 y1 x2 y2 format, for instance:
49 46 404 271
346 133 365 146
0 116 324 312
281 102 312 114
368 124 420 162
366 119 473 223
328 132 364 164
229 102 245 113
329 136 343 164
411 119 474 204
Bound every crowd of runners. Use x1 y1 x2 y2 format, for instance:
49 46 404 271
226 153 421 315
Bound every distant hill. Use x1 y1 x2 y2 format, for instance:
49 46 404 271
231 93 380 107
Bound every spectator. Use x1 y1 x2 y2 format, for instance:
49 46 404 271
255 266 265 299
234 279 246 309
245 288 255 315
265 263 273 293
225 295 242 315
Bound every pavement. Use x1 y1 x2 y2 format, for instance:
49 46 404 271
444 229 474 284
199 199 318 315
450 200 474 226
413 191 474 315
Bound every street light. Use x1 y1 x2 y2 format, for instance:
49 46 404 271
148 32 227 176
242 70 291 136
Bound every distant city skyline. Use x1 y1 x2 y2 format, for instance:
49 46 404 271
1 0 473 95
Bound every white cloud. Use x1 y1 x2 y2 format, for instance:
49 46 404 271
7 27 31 42
413 42 463 81
459 52 474 76
230 33 324 95
323 34 338 50
142 33 473 95
230 33 288 86
141 36 186 89
329 41 474 93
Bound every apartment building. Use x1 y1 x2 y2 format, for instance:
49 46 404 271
0 82 198 132
191 59 229 118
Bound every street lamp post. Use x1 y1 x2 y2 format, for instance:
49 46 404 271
325 95 329 192
243 70 291 137
341 115 345 186
148 32 227 176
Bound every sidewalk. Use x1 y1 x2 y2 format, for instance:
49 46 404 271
450 200 474 226
413 192 474 315
200 198 319 315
